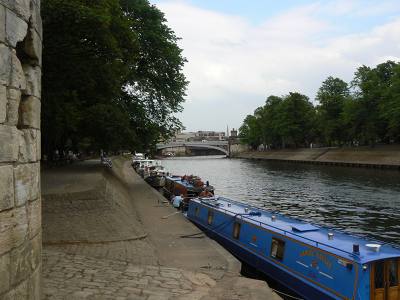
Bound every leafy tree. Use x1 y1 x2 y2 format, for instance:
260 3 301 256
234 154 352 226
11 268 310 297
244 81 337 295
376 61 400 142
239 93 316 149
42 0 137 156
42 0 187 157
277 93 316 148
256 96 282 148
120 0 188 143
349 61 398 145
239 115 262 149
316 77 349 146
239 61 400 149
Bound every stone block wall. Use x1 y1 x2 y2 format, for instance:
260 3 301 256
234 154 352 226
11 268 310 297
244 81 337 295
230 143 249 156
0 0 42 298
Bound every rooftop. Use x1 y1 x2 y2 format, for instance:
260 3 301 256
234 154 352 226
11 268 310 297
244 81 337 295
167 176 196 189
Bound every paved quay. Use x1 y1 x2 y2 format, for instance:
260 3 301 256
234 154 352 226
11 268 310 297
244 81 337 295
41 158 281 299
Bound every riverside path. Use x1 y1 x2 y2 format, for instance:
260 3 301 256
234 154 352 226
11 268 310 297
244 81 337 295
41 158 281 300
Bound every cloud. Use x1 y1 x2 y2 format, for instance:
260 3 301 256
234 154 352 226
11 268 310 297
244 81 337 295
153 0 400 131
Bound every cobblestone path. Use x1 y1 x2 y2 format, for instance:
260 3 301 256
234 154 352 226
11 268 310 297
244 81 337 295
41 159 280 300
43 248 216 300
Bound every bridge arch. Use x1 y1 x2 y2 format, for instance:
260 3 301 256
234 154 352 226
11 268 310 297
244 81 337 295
156 142 229 156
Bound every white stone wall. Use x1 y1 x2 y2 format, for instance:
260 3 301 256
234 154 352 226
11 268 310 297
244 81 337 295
0 0 42 298
161 146 186 156
230 143 249 156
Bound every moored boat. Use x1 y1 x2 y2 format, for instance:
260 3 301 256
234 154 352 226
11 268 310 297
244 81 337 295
132 152 145 160
187 196 400 300
144 165 167 189
163 175 214 209
132 159 162 178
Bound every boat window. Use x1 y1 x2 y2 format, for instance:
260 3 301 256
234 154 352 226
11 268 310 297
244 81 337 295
195 206 200 217
270 238 285 261
374 261 384 289
389 259 398 287
207 210 214 225
233 222 241 239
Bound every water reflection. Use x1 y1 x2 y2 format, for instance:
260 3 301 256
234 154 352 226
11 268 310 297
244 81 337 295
162 155 400 243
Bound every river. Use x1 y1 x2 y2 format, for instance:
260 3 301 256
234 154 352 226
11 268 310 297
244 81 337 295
161 155 400 244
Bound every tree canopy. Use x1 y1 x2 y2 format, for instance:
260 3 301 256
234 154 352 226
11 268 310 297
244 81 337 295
239 60 400 149
42 0 187 157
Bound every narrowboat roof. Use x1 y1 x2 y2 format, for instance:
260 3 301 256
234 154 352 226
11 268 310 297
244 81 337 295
193 196 400 264
166 176 196 189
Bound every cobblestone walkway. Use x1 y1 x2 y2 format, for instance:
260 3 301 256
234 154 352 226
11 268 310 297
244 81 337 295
41 160 280 300
42 248 216 300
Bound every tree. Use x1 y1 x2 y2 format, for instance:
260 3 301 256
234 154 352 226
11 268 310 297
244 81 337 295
42 0 187 157
239 93 316 149
277 93 316 148
120 0 188 144
349 61 397 145
239 115 262 149
316 77 349 146
258 96 283 148
377 62 400 142
239 61 400 149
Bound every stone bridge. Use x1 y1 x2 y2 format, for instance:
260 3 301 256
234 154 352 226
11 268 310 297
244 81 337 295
156 141 230 156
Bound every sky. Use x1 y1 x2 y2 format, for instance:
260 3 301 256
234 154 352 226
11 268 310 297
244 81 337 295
150 0 400 132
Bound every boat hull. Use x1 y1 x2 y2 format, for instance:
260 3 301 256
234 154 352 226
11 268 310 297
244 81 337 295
145 175 165 188
190 218 338 300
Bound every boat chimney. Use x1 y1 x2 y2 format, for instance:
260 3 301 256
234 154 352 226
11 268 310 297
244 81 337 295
244 207 249 213
353 244 360 254
328 233 334 240
227 203 231 207
271 215 276 222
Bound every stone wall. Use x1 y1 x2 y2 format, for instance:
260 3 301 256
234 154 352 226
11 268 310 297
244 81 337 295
230 143 249 156
0 0 42 298
161 146 186 156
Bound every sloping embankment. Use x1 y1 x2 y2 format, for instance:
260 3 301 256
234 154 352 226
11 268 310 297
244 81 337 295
234 145 400 169
41 158 282 300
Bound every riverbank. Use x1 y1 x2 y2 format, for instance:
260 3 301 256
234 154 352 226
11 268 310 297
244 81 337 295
41 158 281 299
233 145 400 169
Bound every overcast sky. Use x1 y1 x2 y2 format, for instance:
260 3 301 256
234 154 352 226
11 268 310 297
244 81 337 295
150 0 400 133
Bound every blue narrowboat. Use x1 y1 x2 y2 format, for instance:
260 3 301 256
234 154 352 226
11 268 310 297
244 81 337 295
187 197 400 300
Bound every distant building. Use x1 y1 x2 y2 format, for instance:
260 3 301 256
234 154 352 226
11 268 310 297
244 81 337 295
195 131 226 141
168 130 227 143
170 132 196 142
229 128 240 144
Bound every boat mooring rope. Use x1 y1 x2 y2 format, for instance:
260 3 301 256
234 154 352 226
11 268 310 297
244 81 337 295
270 288 304 300
180 213 239 238
180 217 235 238
43 234 148 245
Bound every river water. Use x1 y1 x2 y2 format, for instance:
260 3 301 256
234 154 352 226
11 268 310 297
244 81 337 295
161 155 400 244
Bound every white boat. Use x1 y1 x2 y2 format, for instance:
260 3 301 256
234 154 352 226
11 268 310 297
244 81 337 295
133 159 162 178
132 152 145 161
145 165 167 188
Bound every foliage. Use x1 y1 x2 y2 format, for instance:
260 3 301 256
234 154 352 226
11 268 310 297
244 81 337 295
316 77 349 146
120 0 188 147
42 0 187 157
239 93 316 149
239 115 261 149
239 61 400 148
381 64 400 140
